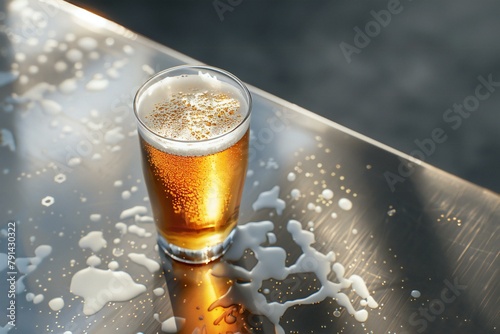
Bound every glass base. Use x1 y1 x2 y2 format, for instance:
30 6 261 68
157 229 236 264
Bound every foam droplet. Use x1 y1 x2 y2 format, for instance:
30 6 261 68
54 61 68 72
66 49 83 62
70 267 146 315
26 292 35 302
67 157 81 167
104 127 125 144
86 77 109 91
86 255 101 267
338 198 352 211
354 309 368 322
89 214 101 222
108 261 119 270
127 253 160 273
115 222 127 235
78 231 107 252
59 78 78 94
48 297 64 311
321 189 334 200
77 37 98 51
252 186 286 215
40 99 62 115
33 294 44 304
120 206 148 220
128 225 152 238
290 189 301 200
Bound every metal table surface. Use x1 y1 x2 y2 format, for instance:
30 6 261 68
0 1 498 333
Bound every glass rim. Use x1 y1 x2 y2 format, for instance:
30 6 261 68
133 64 252 145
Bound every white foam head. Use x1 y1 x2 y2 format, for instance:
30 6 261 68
135 69 251 156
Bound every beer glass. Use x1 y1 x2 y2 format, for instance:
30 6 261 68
133 65 252 264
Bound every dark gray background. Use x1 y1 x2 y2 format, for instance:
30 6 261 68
68 0 500 193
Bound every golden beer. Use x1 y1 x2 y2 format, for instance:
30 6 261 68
134 66 251 263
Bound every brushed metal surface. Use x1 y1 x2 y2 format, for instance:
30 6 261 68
0 1 498 333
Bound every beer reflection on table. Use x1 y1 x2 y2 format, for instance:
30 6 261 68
159 251 271 333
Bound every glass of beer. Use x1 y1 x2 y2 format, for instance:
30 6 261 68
133 65 251 264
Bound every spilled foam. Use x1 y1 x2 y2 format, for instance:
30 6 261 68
252 186 286 215
210 220 378 332
127 253 160 273
70 266 146 315
48 297 65 311
78 231 107 253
